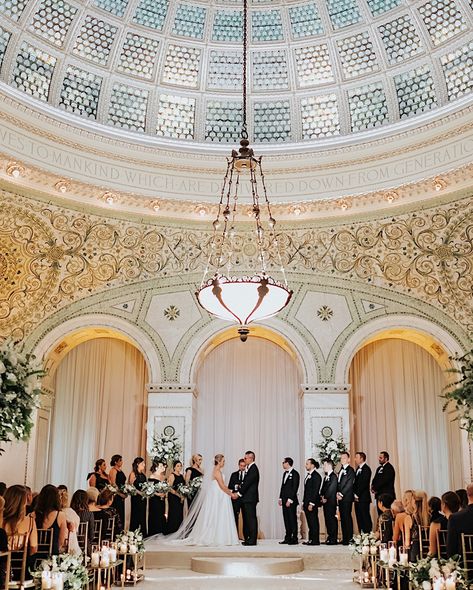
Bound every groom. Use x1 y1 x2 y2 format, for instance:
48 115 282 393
233 451 260 546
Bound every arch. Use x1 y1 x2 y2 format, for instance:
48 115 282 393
178 317 318 386
32 314 161 383
335 314 465 383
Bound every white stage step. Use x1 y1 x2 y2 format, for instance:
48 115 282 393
191 556 304 576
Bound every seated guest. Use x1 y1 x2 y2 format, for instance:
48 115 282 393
428 497 442 524
24 486 33 515
415 490 430 527
95 489 123 538
0 496 9 589
88 460 110 491
58 487 81 555
393 498 408 546
394 490 421 560
447 483 473 558
86 487 101 512
429 491 460 556
34 485 68 555
0 483 6 498
456 489 468 511
376 494 394 543
70 490 94 552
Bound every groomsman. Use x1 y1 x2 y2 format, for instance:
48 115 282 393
234 451 260 546
302 458 321 545
371 451 396 514
279 457 300 545
337 451 355 545
353 451 372 533
228 458 246 528
320 459 338 545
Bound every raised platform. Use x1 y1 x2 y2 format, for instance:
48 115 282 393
191 556 304 576
145 539 355 572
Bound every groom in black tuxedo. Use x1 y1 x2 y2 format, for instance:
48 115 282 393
279 457 300 545
234 451 260 546
228 458 246 528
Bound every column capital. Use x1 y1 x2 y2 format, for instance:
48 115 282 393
147 382 195 395
302 383 351 394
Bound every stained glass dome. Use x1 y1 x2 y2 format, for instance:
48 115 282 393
0 0 471 145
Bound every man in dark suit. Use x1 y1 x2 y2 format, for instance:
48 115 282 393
320 458 338 545
279 457 300 545
337 451 355 545
447 484 473 558
234 450 260 546
371 451 396 514
302 458 321 545
228 458 246 528
353 451 372 533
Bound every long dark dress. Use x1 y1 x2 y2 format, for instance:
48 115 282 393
88 472 109 491
147 476 167 536
185 467 203 508
166 474 185 535
112 469 126 529
129 473 147 536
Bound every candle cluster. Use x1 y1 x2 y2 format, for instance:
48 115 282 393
41 571 64 590
379 542 408 568
90 541 118 568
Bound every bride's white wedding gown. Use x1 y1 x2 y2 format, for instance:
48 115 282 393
168 477 239 546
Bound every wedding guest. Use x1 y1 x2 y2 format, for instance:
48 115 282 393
70 490 94 551
3 485 38 554
0 496 8 589
24 486 33 515
415 490 429 527
428 496 442 524
375 494 394 543
456 488 468 511
86 487 101 512
371 452 396 514
302 458 321 546
88 459 110 491
109 454 126 527
95 489 122 538
320 458 338 545
393 494 411 546
128 457 147 536
228 459 246 529
447 483 473 558
337 451 355 545
58 487 81 555
429 491 460 556
353 452 372 533
148 461 167 536
279 457 300 545
397 489 421 561
0 483 6 497
185 454 204 508
34 484 68 555
166 460 185 535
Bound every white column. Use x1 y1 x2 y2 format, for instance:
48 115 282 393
302 384 351 462
146 383 196 467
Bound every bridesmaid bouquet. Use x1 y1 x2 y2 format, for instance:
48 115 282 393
106 484 119 494
154 481 171 494
189 476 203 497
34 554 88 590
120 483 139 496
140 482 159 499
177 483 193 497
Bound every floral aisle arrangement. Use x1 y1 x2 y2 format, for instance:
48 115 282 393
314 435 347 464
115 530 145 555
0 339 45 453
149 433 183 467
407 556 466 590
349 533 380 557
443 350 473 438
34 554 88 590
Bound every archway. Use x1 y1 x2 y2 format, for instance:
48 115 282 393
194 330 303 540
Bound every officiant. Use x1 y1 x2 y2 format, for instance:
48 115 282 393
228 458 246 529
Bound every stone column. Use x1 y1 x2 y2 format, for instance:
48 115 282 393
146 383 196 467
302 384 351 462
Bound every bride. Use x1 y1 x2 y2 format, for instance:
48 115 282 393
164 453 239 546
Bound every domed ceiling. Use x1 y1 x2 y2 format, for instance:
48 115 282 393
0 0 472 146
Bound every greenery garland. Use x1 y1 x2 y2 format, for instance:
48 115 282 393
443 350 473 439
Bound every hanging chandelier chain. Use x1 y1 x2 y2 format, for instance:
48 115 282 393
242 0 248 139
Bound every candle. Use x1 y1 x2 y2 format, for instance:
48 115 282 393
41 571 52 590
362 545 370 555
51 573 63 590
399 552 408 566
445 578 456 590
119 542 127 554
109 547 117 562
433 578 445 590
389 546 396 561
370 545 378 555
388 558 396 568
100 552 110 567
129 544 137 554
91 551 100 568
380 549 389 562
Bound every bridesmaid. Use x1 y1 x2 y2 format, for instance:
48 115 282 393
128 457 147 536
109 454 126 528
147 461 167 536
88 459 110 491
184 454 203 507
166 461 185 535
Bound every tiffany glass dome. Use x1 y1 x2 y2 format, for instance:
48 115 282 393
0 0 471 146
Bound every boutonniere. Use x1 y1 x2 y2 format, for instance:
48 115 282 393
378 467 383 473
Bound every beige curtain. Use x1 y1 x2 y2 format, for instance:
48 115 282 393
195 337 302 540
50 338 148 492
350 338 461 498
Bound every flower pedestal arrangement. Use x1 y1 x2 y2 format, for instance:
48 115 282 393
314 436 347 465
149 434 183 469
114 532 145 587
350 533 380 588
34 554 88 590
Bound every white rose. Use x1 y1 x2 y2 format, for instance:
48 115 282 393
8 352 17 367
6 372 17 383
0 360 6 374
422 581 432 590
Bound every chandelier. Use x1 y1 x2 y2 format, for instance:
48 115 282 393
195 0 292 342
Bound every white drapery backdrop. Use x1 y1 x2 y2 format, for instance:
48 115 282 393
195 337 302 540
349 338 462 497
50 338 148 492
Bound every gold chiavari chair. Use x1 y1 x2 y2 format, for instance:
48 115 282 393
7 533 34 589
92 520 102 547
32 529 53 569
77 522 88 556
0 550 11 590
461 533 473 583
103 516 116 542
436 529 448 559
419 526 430 558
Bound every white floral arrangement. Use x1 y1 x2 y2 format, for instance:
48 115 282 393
349 532 380 557
189 476 203 497
443 350 473 439
140 481 159 499
314 435 347 464
106 483 119 494
0 339 45 453
177 483 193 497
115 530 145 554
153 481 171 494
407 556 467 590
120 483 139 496
34 554 88 590
149 433 183 467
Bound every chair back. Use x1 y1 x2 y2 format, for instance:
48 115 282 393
7 533 29 586
103 516 116 542
92 519 102 546
436 529 448 559
419 526 430 558
77 522 88 555
461 533 473 582
0 550 11 590
33 528 54 569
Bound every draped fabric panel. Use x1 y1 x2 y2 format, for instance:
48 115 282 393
50 338 148 492
195 338 302 540
349 338 460 498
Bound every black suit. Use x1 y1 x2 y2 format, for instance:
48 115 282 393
353 463 372 533
321 471 338 543
237 463 260 545
279 469 300 543
337 465 355 544
228 470 244 528
371 462 396 504
447 505 473 558
303 470 321 544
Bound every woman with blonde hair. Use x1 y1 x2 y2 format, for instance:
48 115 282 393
185 454 203 507
397 489 421 561
58 487 81 555
414 490 429 527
